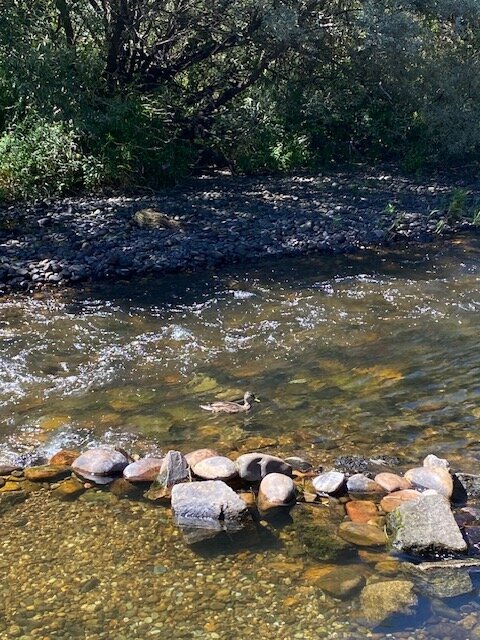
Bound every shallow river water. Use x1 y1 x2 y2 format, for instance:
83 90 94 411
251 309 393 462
1 235 480 639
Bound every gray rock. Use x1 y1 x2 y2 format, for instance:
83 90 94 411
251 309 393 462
257 473 296 516
387 494 467 555
360 580 417 626
123 457 164 482
312 471 345 495
404 466 453 498
157 450 189 488
235 453 292 482
423 454 450 470
192 456 238 481
171 480 250 544
403 561 474 598
347 473 385 495
72 448 129 478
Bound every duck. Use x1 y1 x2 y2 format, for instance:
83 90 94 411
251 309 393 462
200 391 258 413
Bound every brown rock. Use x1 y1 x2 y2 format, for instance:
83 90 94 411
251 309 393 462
184 448 219 468
24 465 71 482
338 522 387 546
346 500 378 524
380 489 422 513
123 458 164 482
375 472 411 492
313 566 365 598
110 478 142 498
0 481 22 493
49 450 80 466
52 477 85 500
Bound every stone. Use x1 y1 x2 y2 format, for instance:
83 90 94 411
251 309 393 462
347 474 385 495
0 491 27 514
345 500 378 524
184 449 219 467
453 473 480 499
0 481 22 493
24 465 71 482
257 473 296 516
312 471 345 495
284 457 313 473
423 454 450 470
123 458 164 482
235 453 292 482
110 478 142 498
404 466 453 498
338 522 387 547
374 472 411 492
387 493 467 555
404 561 474 598
48 450 80 466
72 448 129 478
313 566 365 598
380 489 422 513
157 450 189 488
171 480 250 544
0 464 21 476
192 456 238 481
133 208 180 229
51 477 84 500
360 581 417 626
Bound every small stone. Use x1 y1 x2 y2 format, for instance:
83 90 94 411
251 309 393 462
192 456 238 481
49 450 81 466
360 580 417 625
24 465 71 482
184 448 219 467
380 489 422 513
158 450 189 488
313 566 365 598
236 453 292 482
51 477 85 500
345 500 378 524
72 448 129 478
257 473 296 516
347 474 385 495
123 458 164 482
374 472 411 492
312 471 345 495
338 522 387 546
404 466 453 498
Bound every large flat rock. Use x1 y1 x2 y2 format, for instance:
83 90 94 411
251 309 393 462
387 493 467 555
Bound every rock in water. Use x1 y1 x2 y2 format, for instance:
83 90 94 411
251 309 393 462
338 522 387 547
360 581 417 626
404 561 474 598
192 456 238 481
423 454 450 470
157 450 189 488
346 500 378 524
0 491 27 514
347 474 385 495
123 458 164 482
72 448 129 479
235 453 292 482
380 489 422 513
404 466 453 498
184 449 219 468
24 465 71 482
257 473 296 516
171 480 250 544
312 471 345 495
387 493 467 555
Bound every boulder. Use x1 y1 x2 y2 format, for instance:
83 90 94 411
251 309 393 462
123 458 164 482
404 466 453 498
171 480 250 544
374 472 411 492
380 489 422 513
312 471 345 496
257 473 296 516
360 580 417 626
157 450 189 488
235 453 292 482
184 448 219 468
192 456 238 481
387 493 467 555
72 448 129 479
338 522 387 547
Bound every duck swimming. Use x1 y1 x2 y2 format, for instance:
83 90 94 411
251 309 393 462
200 391 258 413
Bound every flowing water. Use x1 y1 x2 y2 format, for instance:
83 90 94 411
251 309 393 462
1 235 480 639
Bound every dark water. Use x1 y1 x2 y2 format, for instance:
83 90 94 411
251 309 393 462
1 235 480 639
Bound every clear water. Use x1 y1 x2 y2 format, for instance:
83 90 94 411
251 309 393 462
1 235 480 639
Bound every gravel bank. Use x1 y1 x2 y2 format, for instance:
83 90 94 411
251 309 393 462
1 166 479 293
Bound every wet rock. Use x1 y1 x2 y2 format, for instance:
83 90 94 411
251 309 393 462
284 457 313 473
48 450 81 466
374 472 411 492
123 458 164 482
404 561 474 598
235 453 292 482
423 454 450 470
0 481 22 493
345 500 378 524
72 448 129 478
184 448 219 468
0 490 27 514
51 477 85 500
157 450 189 488
338 522 387 546
293 506 351 561
404 466 453 498
312 471 345 495
387 493 467 555
454 473 480 499
360 580 417 626
192 456 238 481
110 478 142 498
24 465 71 482
463 526 480 555
0 464 21 476
313 566 365 598
347 474 385 496
380 489 422 513
257 473 296 516
171 480 250 544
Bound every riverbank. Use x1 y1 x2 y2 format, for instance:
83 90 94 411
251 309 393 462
1 166 479 294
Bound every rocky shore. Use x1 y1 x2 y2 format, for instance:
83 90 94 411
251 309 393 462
1 166 479 294
3 445 480 631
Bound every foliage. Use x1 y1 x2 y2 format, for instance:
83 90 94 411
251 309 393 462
2 0 480 198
